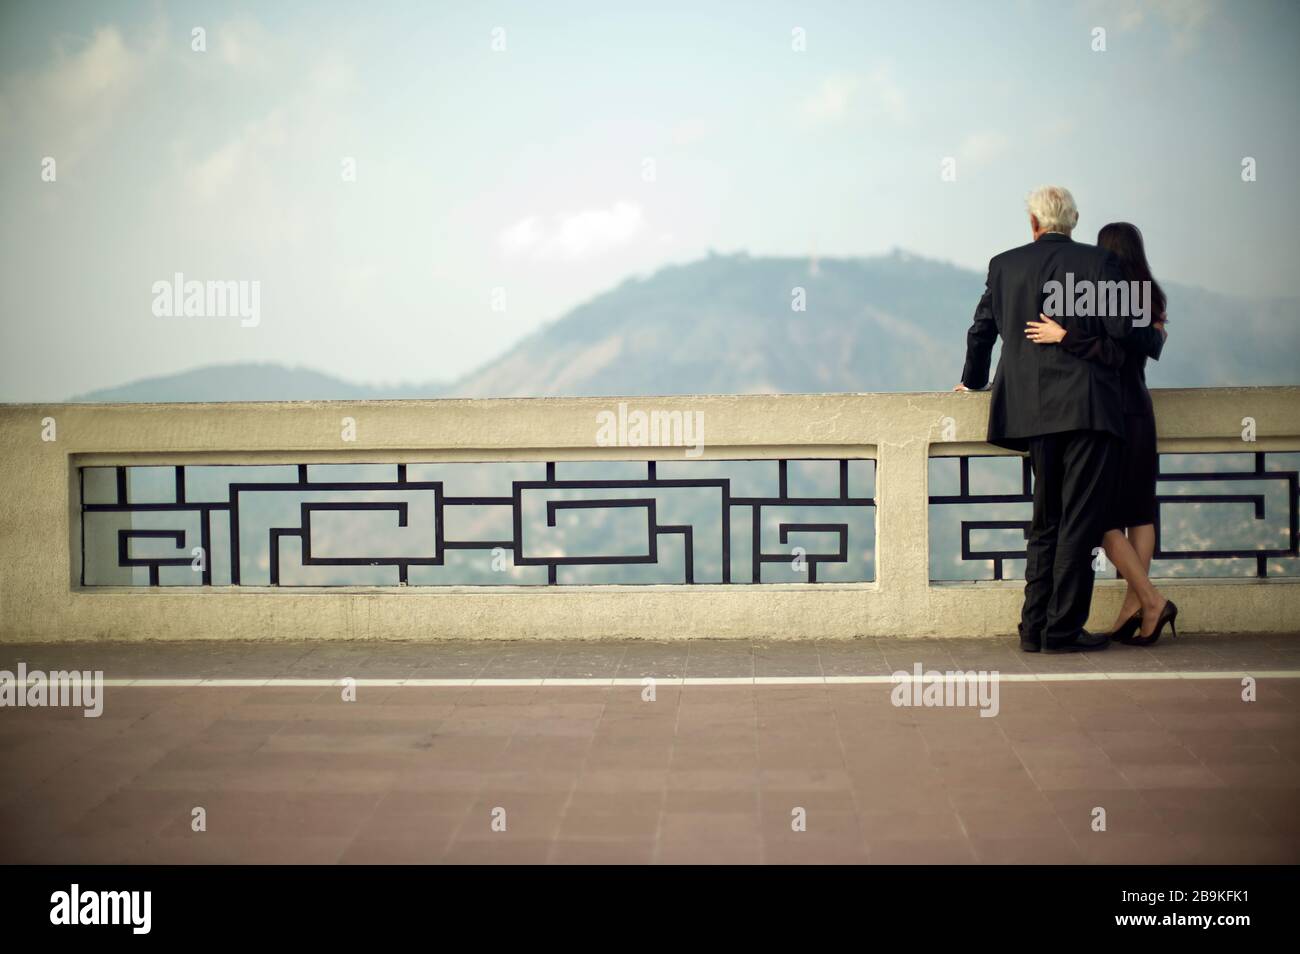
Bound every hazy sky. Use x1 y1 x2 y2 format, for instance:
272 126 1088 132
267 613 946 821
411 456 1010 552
1 0 1297 401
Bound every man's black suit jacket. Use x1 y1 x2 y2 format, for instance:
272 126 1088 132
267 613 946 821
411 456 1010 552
960 232 1164 451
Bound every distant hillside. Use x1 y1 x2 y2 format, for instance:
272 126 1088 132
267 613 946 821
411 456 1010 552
71 363 443 403
69 251 1300 402
446 250 1300 397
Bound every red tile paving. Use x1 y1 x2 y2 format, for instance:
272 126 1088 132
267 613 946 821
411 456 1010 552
1 635 1297 864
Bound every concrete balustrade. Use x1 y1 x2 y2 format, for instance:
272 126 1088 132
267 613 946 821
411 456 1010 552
1 387 1297 642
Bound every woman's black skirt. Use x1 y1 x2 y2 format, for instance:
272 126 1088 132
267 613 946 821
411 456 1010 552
1108 411 1159 531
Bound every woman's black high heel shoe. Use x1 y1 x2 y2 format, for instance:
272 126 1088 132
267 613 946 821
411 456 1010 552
1110 611 1142 642
1127 600 1178 647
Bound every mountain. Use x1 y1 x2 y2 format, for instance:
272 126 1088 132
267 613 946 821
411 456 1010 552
71 363 443 403
449 250 972 397
68 250 1300 402
447 250 1300 396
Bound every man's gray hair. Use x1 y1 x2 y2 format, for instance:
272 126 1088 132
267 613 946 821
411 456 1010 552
1026 185 1079 234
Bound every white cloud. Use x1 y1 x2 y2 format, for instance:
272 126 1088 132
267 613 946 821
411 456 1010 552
802 66 906 125
670 118 713 147
215 18 274 70
803 76 857 122
1088 0 1217 52
866 66 908 123
185 110 288 201
309 53 356 94
958 130 1010 165
167 19 361 255
0 24 151 169
498 216 545 255
50 25 137 106
498 201 645 262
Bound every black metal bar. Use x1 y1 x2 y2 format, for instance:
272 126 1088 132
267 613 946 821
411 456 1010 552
230 487 241 585
721 480 732 584
931 452 1300 581
199 508 212 585
658 525 694 583
117 529 189 587
84 459 878 589
771 522 849 584
79 467 86 587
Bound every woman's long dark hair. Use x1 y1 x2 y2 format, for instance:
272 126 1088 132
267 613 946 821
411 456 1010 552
1097 222 1166 320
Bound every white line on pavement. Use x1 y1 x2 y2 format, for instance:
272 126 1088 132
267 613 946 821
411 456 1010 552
87 670 1300 688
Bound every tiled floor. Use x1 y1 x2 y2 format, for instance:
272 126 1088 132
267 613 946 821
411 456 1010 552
0 634 1297 864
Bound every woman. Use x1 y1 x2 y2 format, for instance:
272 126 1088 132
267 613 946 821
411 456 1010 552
1024 222 1177 645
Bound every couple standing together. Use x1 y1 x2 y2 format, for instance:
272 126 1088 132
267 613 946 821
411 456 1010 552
956 185 1179 653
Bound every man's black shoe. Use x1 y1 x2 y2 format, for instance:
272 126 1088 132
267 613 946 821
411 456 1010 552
1042 629 1109 654
1018 624 1041 653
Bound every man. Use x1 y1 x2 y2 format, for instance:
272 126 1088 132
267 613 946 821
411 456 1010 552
955 186 1160 653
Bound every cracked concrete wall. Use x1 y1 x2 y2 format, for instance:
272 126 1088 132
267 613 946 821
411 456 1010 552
1 387 1297 641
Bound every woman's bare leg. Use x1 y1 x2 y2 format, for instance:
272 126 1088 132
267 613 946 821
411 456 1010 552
1104 531 1141 631
1125 523 1166 638
1128 523 1156 574
1103 527 1166 634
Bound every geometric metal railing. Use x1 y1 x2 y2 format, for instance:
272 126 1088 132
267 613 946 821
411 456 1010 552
8 389 1298 640
1154 452 1300 576
80 448 1300 587
928 455 1034 581
929 451 1300 581
81 458 876 587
